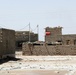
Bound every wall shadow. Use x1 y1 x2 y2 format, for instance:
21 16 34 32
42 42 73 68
0 57 22 64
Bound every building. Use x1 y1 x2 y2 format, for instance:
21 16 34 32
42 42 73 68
22 26 76 55
15 31 38 50
0 28 15 59
45 26 76 45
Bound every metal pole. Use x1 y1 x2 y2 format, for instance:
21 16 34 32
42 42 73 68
37 25 39 41
29 23 30 42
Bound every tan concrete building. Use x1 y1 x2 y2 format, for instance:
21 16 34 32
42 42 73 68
45 27 76 45
15 31 38 50
22 26 76 55
0 28 15 59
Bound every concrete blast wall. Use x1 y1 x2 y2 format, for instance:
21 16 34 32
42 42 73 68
22 43 76 55
0 28 15 59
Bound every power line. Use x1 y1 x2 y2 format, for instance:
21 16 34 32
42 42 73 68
30 25 38 32
17 24 29 31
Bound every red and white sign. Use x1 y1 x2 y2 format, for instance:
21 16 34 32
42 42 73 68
45 32 51 35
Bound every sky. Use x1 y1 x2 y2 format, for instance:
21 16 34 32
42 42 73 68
0 0 76 41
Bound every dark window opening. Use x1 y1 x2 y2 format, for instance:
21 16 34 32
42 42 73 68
66 40 70 45
74 40 76 45
57 40 62 42
57 40 62 45
6 40 8 50
16 41 23 48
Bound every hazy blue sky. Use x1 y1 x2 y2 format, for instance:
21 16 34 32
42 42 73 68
0 0 76 41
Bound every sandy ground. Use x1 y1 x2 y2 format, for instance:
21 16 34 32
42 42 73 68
0 51 76 75
0 70 68 75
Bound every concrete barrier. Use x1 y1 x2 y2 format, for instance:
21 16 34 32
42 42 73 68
0 28 15 59
22 43 76 55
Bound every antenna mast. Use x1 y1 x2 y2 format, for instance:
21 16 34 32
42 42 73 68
37 25 39 41
29 23 30 42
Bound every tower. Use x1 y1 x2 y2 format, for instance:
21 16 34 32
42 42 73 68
45 26 62 43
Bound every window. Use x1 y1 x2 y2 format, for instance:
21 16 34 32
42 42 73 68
57 40 62 45
16 41 22 48
74 40 76 45
66 40 70 45
6 40 8 49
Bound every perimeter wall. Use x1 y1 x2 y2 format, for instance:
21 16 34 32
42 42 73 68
22 43 76 55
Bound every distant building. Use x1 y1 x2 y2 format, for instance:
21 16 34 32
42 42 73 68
15 31 38 50
0 28 15 59
45 26 76 45
22 26 76 55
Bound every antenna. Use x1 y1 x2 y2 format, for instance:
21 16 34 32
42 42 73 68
37 25 39 41
29 23 30 42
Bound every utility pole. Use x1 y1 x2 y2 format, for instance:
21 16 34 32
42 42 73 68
29 23 30 42
37 25 39 41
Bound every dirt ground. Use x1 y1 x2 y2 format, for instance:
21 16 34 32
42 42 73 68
0 51 76 75
0 70 68 75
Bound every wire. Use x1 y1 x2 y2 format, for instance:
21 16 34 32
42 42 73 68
31 25 38 32
17 24 29 31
